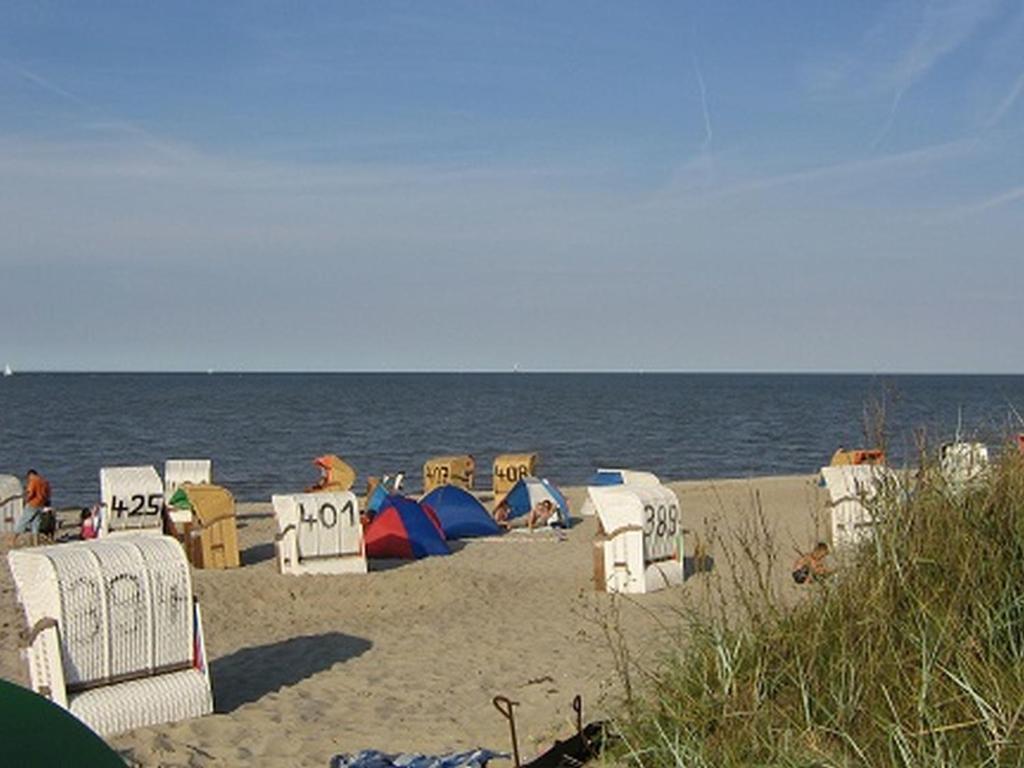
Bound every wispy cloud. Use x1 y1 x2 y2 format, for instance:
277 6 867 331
985 69 1024 127
956 183 1024 214
807 0 1003 146
692 52 713 154
650 136 981 210
2 59 193 162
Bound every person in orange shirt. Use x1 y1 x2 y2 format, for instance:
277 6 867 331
12 469 51 541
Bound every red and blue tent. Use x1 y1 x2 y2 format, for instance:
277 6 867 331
421 485 501 539
365 495 450 559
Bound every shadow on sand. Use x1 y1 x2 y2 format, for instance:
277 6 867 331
240 541 276 566
211 632 372 712
683 554 716 580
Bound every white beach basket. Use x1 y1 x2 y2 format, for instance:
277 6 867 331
7 535 213 735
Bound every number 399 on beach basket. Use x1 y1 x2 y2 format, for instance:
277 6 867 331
589 484 684 595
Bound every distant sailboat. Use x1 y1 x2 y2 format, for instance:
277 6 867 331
3 363 12 377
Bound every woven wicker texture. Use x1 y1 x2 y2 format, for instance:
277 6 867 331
10 537 193 686
99 466 164 534
0 474 23 533
69 668 212 736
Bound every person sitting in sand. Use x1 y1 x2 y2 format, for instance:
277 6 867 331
792 542 830 584
80 506 99 540
496 499 558 530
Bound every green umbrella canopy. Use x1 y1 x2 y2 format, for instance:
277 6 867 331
168 487 192 509
0 679 124 766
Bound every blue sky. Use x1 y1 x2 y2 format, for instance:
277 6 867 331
1 1 1022 372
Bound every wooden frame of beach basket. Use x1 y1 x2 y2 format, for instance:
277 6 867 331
98 466 165 537
164 460 213 526
0 474 24 535
422 454 475 493
273 491 367 575
589 484 684 594
493 453 538 500
820 464 893 548
6 535 213 736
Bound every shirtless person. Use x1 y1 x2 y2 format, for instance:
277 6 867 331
495 498 558 530
792 542 830 584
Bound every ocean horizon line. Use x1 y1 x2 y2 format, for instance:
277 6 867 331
4 369 1024 377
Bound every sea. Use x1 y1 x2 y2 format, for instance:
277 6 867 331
1 373 1022 506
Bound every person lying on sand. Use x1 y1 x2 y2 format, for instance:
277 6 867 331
496 499 557 530
792 542 830 584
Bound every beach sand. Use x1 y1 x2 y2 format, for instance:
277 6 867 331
0 475 828 766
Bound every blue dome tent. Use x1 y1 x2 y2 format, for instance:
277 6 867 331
421 485 500 539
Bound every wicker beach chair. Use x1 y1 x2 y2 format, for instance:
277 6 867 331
7 535 213 736
939 441 989 491
492 453 538 500
0 474 24 535
820 464 892 547
180 484 240 569
98 466 165 536
164 460 213 525
423 455 475 493
589 483 683 594
273 491 367 575
307 455 357 493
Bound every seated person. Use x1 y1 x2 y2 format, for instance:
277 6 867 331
792 542 830 584
80 506 99 540
306 465 330 493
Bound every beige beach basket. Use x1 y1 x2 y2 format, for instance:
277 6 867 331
423 454 475 493
180 484 241 570
492 453 538 500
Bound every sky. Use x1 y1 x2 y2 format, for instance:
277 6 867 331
1 0 1022 372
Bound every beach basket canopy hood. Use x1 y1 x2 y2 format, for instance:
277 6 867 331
830 448 885 466
586 468 661 487
500 477 570 526
420 485 500 539
365 495 449 559
312 454 356 491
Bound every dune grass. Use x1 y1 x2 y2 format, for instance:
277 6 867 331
612 444 1024 767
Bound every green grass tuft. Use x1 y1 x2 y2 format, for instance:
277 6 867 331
613 444 1024 767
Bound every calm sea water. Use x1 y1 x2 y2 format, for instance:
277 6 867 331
1 373 1022 505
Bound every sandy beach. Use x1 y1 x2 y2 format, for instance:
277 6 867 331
1 475 828 767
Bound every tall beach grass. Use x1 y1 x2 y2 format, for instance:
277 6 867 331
612 441 1024 766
